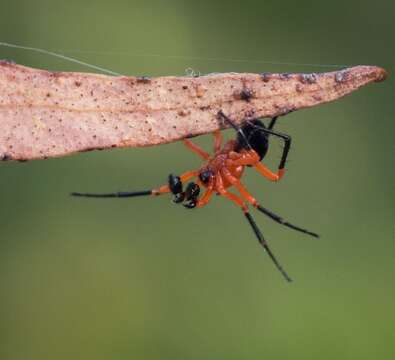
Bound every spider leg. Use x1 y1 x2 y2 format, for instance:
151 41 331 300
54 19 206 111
246 118 290 171
196 179 214 208
254 127 291 181
217 111 252 150
255 205 319 238
213 130 222 153
71 170 198 198
182 182 201 208
152 170 199 195
183 139 210 160
71 190 152 198
218 111 290 180
221 168 319 238
267 116 278 130
220 168 258 207
244 211 292 282
226 150 260 167
225 151 285 185
215 173 292 282
263 127 291 172
254 163 284 182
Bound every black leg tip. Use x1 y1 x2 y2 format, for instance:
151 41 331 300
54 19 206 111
183 201 197 209
308 232 320 239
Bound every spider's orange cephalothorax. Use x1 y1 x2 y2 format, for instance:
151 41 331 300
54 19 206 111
197 139 248 191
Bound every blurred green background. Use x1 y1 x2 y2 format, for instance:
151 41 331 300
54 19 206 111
0 0 394 359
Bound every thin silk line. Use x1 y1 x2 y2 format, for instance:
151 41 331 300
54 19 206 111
53 49 349 68
0 42 121 76
1 41 349 77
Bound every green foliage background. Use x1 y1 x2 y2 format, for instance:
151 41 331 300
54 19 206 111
0 0 394 359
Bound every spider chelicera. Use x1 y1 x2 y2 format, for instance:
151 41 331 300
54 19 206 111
72 111 319 281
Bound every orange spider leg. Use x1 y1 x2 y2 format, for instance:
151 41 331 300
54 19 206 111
183 139 210 160
226 150 284 182
213 130 222 153
228 151 241 160
226 149 260 167
180 170 199 182
254 163 285 182
152 170 198 195
216 171 292 281
221 168 259 207
221 168 318 238
215 173 248 212
196 179 214 208
226 148 286 183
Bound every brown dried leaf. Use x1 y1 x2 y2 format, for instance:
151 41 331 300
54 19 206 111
0 61 387 161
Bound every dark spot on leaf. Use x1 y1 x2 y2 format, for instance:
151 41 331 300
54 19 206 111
280 73 291 79
335 70 349 83
185 133 197 139
239 89 253 102
0 59 16 65
136 76 151 84
1 153 12 161
261 73 271 82
299 73 317 84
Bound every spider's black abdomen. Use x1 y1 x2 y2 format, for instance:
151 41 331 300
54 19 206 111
235 120 269 160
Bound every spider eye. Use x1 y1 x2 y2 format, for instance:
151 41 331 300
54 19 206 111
199 170 213 184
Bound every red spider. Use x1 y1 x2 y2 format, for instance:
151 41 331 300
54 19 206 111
72 111 318 281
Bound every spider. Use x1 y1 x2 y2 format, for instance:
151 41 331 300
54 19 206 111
72 111 319 281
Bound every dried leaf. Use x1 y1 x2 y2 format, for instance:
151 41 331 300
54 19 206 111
0 61 387 161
